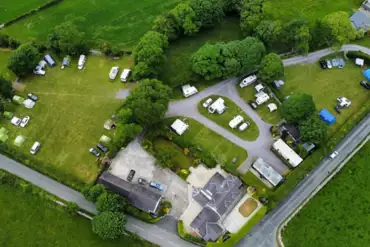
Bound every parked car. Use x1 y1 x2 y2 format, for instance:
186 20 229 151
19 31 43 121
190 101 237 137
326 60 332 69
89 148 100 157
11 117 21 126
150 181 164 191
20 116 30 127
239 122 250 131
30 142 41 155
138 177 147 185
33 66 46 76
127 170 136 182
202 98 213 108
96 143 109 153
319 60 327 69
334 105 341 114
248 100 258 109
27 93 38 101
360 80 370 90
109 66 119 80
78 55 86 70
331 59 339 67
338 59 345 68
329 151 339 160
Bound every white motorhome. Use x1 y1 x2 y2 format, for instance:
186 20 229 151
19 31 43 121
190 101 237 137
182 84 198 97
208 97 226 114
239 75 257 88
229 115 244 129
120 69 131 82
256 93 270 105
78 55 86 70
255 84 264 92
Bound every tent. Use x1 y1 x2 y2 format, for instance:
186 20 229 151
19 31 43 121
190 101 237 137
363 69 370 80
171 119 189 135
267 103 277 112
100 135 111 144
319 109 336 125
14 135 26 147
104 119 116 130
0 127 9 142
12 95 25 105
23 99 36 109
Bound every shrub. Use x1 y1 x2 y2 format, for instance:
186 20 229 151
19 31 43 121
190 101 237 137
92 211 126 240
65 202 79 215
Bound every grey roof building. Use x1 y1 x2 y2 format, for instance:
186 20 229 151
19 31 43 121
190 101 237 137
190 173 243 242
350 10 370 30
99 172 163 214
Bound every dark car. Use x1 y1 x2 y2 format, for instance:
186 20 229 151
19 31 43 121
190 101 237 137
127 170 135 182
334 105 341 114
248 100 258 109
89 148 100 157
138 177 147 185
319 60 327 69
360 80 370 90
96 143 109 153
27 93 38 101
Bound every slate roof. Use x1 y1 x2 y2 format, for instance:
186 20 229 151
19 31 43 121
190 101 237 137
190 172 243 241
99 172 163 214
350 10 370 30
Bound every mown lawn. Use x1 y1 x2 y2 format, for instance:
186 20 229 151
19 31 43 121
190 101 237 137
164 117 248 173
263 0 358 22
0 49 16 81
0 54 133 183
198 95 259 141
152 138 194 169
161 16 242 93
281 60 369 136
1 0 182 49
282 142 370 247
237 84 282 125
0 183 154 247
0 0 48 23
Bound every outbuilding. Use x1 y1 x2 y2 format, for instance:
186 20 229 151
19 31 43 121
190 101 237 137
171 119 189 135
356 58 365 67
319 109 336 125
252 158 283 187
272 139 303 168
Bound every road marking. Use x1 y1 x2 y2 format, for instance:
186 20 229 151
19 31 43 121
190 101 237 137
131 224 145 231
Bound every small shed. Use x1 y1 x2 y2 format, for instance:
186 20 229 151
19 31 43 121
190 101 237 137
319 109 336 125
356 58 365 67
104 119 116 130
171 119 189 135
363 69 370 80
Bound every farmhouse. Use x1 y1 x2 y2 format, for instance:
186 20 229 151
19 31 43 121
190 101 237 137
272 139 303 168
99 171 163 214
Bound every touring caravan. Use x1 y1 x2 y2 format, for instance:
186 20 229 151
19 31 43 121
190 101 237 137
120 69 131 82
239 75 257 88
78 55 86 70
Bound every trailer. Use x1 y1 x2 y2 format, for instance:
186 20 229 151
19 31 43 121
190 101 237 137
229 115 244 129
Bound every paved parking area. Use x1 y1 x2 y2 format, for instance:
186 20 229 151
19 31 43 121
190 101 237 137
109 139 189 218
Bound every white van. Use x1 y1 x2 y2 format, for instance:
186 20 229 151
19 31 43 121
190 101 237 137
239 75 257 88
78 55 86 70
120 69 131 82
229 115 244 129
256 93 270 105
30 142 41 155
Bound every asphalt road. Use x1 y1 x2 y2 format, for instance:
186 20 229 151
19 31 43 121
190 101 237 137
0 155 195 247
236 114 370 247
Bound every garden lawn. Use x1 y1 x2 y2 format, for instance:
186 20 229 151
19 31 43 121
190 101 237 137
1 0 182 50
153 138 194 169
282 142 370 247
240 171 269 195
263 0 358 22
0 184 154 247
0 55 133 184
0 49 16 81
237 85 282 125
281 61 369 136
198 95 259 141
0 0 48 23
164 117 248 173
161 16 242 93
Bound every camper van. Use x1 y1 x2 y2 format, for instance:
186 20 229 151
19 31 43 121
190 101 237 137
44 55 56 67
30 142 41 155
256 93 270 105
239 75 257 88
78 55 86 70
229 115 244 129
120 69 131 82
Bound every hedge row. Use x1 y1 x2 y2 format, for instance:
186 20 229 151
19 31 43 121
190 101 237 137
0 34 21 49
3 0 64 27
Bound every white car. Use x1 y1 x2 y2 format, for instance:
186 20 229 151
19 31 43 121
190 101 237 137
337 96 351 108
326 60 332 69
109 66 120 80
78 55 86 70
329 151 339 160
239 122 250 131
20 116 30 127
30 142 41 155
202 98 213 108
33 66 46 76
11 117 21 126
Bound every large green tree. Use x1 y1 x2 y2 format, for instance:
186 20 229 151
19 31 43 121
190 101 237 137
258 53 284 84
0 76 13 99
125 79 172 126
191 0 224 28
170 3 200 36
82 184 106 203
7 43 39 77
152 14 180 40
240 0 265 35
255 20 282 49
191 43 224 80
96 192 127 212
48 21 89 56
281 19 311 55
281 93 316 124
112 123 143 147
92 212 126 240
299 115 328 144
321 11 357 46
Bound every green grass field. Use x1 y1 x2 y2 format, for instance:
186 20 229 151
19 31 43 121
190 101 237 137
263 0 358 22
0 49 16 81
0 54 133 183
281 60 369 136
161 16 242 93
0 0 48 23
164 117 248 173
198 95 259 141
0 183 154 247
282 142 370 247
1 0 182 49
237 85 282 125
153 138 194 169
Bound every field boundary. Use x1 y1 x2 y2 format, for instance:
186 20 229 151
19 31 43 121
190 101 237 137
276 134 370 247
1 0 64 28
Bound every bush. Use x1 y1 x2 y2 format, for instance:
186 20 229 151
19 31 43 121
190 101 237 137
92 211 126 240
0 34 21 49
124 204 161 223
65 202 79 215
